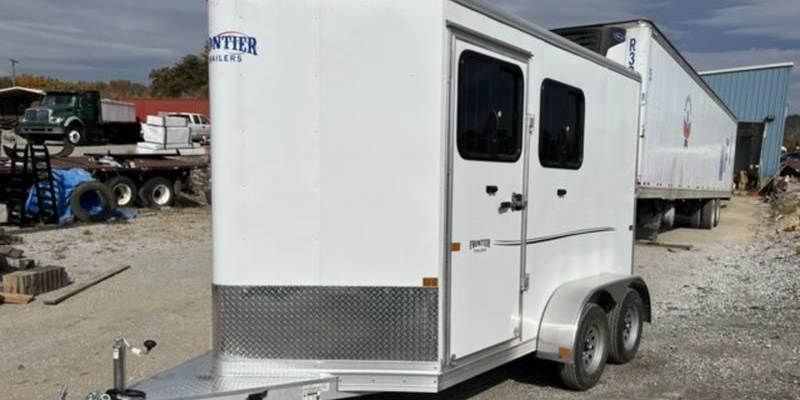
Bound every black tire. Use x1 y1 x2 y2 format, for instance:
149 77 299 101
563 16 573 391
713 199 721 227
205 187 212 205
70 181 117 223
686 201 702 229
558 304 609 391
139 177 175 208
66 123 84 145
699 199 713 229
105 176 138 208
608 289 644 364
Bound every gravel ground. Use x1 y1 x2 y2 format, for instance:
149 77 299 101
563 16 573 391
1 196 798 400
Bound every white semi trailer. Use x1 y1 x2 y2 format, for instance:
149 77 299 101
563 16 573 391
555 21 738 239
86 1 652 399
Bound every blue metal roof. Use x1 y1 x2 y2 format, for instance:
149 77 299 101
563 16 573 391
701 63 793 177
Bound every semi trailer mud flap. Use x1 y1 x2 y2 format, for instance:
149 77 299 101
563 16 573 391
131 353 345 400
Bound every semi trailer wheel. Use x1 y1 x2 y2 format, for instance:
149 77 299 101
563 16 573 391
66 123 84 145
608 289 644 364
558 304 609 391
139 177 175 208
70 181 117 223
105 176 138 208
713 199 721 227
675 201 702 229
699 199 714 229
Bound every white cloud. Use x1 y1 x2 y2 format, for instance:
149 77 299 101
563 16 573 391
693 0 800 41
685 48 800 114
0 0 205 82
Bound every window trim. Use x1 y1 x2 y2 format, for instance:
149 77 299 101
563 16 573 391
456 50 525 163
538 78 585 170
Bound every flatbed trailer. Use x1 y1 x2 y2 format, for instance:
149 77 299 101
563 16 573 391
0 147 207 223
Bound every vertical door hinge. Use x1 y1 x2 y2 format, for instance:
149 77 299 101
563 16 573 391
527 114 535 135
521 272 530 292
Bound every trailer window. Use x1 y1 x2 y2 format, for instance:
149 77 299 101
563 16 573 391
457 51 523 162
539 79 585 169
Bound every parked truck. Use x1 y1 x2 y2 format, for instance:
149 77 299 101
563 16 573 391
553 21 738 239
18 90 141 146
77 0 654 399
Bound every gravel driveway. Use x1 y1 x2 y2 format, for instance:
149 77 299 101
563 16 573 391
1 196 798 400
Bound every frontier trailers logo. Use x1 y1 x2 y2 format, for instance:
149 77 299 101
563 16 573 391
208 31 258 63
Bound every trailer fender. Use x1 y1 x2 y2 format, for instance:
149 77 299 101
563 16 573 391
536 274 651 364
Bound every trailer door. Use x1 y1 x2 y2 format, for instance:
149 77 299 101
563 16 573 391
448 40 528 359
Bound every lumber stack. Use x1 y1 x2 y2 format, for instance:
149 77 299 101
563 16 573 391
2 266 69 295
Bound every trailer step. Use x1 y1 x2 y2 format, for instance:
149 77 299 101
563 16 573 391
131 353 350 400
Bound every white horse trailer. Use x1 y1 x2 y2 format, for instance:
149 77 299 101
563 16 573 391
127 0 651 398
554 21 739 239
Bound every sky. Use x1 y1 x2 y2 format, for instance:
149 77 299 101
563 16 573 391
0 0 797 113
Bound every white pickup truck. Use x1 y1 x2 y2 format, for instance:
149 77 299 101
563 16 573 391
167 112 210 141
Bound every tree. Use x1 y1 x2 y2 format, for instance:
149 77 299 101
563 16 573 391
149 47 208 98
785 114 800 151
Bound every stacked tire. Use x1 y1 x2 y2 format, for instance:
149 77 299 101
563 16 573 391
70 182 117 223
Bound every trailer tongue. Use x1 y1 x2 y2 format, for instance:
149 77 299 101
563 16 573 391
132 354 342 400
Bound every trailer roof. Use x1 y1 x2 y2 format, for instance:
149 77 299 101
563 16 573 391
699 62 795 76
451 0 641 82
551 19 738 122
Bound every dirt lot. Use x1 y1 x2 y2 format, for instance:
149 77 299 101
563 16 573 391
1 196 799 400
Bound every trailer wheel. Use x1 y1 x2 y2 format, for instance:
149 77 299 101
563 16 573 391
699 199 713 229
713 199 721 227
558 304 609 391
608 289 644 364
680 201 702 229
105 176 138 208
70 181 117 223
66 123 84 145
139 177 175 208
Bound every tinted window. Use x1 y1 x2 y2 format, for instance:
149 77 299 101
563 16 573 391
539 79 585 169
457 51 524 162
191 115 200 124
200 115 210 124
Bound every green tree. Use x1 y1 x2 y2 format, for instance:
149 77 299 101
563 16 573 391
785 114 800 151
149 47 209 98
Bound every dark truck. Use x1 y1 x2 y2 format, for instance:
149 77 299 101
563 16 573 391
18 90 140 145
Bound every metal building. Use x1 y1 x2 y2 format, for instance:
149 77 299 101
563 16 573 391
700 63 794 181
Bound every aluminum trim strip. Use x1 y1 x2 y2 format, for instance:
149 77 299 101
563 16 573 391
494 227 615 246
637 187 732 200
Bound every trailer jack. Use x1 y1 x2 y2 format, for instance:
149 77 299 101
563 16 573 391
69 338 156 400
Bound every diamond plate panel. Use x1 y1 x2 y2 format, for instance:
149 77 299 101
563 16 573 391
213 285 438 362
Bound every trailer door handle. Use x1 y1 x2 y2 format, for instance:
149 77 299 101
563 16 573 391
557 189 567 197
499 192 527 212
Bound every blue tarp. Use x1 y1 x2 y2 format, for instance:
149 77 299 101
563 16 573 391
24 168 136 225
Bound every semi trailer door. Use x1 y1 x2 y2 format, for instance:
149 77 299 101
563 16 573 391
448 40 529 360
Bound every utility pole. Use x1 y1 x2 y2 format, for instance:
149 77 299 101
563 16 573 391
8 58 19 86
